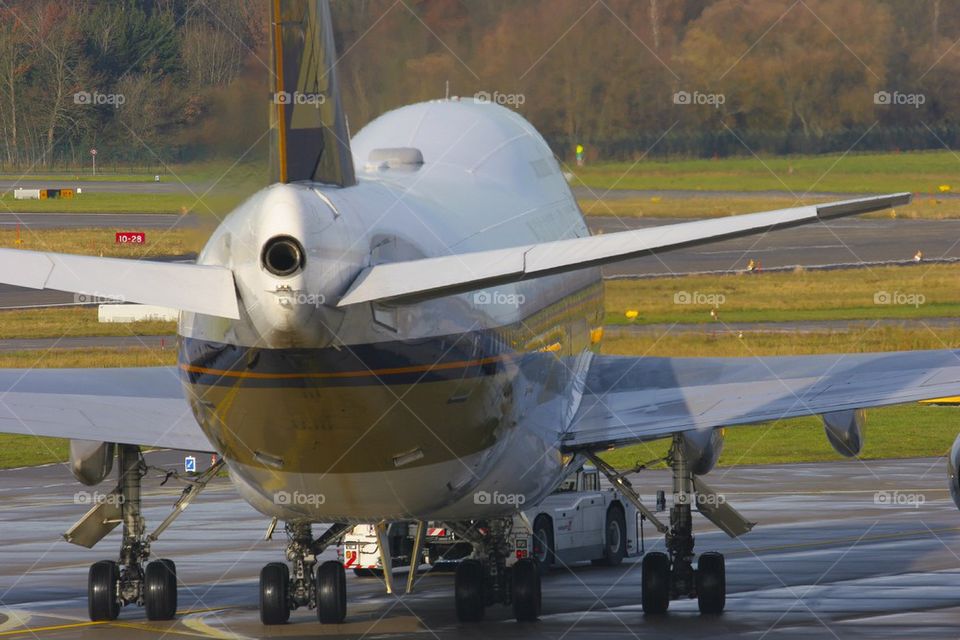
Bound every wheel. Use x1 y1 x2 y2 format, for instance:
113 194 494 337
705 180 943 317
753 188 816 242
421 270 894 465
144 559 178 621
454 559 485 622
353 568 377 577
531 516 555 574
512 558 541 622
259 562 290 625
593 505 627 566
316 560 347 624
641 552 670 615
88 560 120 621
696 552 726 615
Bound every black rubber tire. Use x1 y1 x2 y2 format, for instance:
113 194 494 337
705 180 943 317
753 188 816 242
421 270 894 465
259 562 290 625
88 560 121 622
641 552 671 615
593 505 627 567
531 515 555 574
454 559 485 622
316 560 347 624
512 558 542 622
696 552 726 615
144 559 178 621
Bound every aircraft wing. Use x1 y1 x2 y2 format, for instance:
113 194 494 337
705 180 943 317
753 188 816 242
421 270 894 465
0 367 211 451
562 350 960 451
0 249 239 319
338 193 911 307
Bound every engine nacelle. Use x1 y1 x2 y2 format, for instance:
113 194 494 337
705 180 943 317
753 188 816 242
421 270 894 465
681 428 725 476
948 433 960 510
69 440 115 486
822 409 865 458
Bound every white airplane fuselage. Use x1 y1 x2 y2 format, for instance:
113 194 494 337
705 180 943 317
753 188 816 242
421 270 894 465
178 100 604 523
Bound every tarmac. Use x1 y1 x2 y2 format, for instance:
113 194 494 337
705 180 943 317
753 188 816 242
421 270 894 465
1 452 959 639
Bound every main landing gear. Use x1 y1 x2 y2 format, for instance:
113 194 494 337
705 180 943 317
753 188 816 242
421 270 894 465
70 446 223 622
259 521 350 625
449 519 541 623
588 434 733 616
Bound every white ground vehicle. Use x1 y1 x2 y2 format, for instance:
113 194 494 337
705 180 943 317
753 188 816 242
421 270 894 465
342 467 643 575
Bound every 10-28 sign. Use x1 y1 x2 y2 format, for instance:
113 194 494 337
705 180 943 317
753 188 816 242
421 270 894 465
115 232 146 244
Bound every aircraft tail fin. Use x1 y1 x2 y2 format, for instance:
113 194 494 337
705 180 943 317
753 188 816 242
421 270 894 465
270 0 356 187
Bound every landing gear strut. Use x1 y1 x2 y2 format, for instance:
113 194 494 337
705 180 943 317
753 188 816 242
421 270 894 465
449 519 541 623
259 521 349 625
86 446 178 621
588 435 728 615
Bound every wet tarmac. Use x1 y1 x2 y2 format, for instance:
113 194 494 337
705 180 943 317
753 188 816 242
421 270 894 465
0 452 958 638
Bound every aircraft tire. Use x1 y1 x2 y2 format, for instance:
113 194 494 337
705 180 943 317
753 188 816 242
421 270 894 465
641 552 670 614
88 560 121 622
144 559 178 621
454 559 485 622
316 560 347 624
512 558 542 622
259 562 290 625
696 552 726 615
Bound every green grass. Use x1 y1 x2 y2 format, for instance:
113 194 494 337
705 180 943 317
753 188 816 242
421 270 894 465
574 150 960 195
0 192 233 215
600 404 959 469
0 308 175 340
605 263 960 326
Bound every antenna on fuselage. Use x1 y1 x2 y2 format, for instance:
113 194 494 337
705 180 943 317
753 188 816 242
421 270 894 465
270 0 357 187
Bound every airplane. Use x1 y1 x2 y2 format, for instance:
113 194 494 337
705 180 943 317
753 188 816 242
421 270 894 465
2 0 960 627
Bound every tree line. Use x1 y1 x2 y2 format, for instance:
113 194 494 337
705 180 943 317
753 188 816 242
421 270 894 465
2 0 959 170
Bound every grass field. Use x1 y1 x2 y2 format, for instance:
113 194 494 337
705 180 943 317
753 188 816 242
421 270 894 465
604 263 960 326
573 150 960 195
0 308 175 340
0 226 207 258
0 192 243 215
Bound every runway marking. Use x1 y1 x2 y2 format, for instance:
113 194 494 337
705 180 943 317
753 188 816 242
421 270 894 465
0 620 105 637
0 608 240 639
0 610 31 634
181 610 254 640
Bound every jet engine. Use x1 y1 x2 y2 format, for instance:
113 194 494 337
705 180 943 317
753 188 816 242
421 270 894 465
680 428 725 476
69 440 115 486
822 409 865 458
948 433 960 510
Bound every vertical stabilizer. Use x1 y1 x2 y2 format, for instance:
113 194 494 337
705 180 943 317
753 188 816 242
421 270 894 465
270 0 357 186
